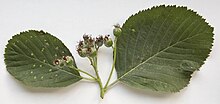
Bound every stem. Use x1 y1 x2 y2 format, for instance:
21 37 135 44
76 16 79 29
75 68 97 80
81 77 96 81
70 66 97 80
90 56 105 99
104 38 117 91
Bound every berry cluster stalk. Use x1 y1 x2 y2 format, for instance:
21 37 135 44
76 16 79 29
73 24 121 98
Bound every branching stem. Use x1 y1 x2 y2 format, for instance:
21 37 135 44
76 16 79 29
89 56 105 98
74 36 119 98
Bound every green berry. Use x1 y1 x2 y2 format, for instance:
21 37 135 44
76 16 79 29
95 36 104 48
63 56 74 66
87 47 96 57
104 36 113 47
88 37 95 47
113 27 122 37
113 24 122 37
77 48 87 57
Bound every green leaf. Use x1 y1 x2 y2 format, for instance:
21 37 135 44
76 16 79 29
115 5 214 92
4 30 82 87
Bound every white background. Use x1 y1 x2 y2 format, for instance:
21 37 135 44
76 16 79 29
0 0 220 104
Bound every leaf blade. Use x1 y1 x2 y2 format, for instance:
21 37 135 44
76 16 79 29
115 5 214 92
5 30 82 87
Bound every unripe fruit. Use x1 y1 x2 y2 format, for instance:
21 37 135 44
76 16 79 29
104 36 113 47
63 56 74 66
77 48 87 57
87 47 97 57
113 24 122 37
113 27 121 37
95 36 104 48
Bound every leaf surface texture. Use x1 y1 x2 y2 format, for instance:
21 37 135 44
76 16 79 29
5 30 81 87
116 5 214 92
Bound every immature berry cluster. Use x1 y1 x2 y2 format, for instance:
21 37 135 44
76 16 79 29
54 56 74 67
77 34 113 58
